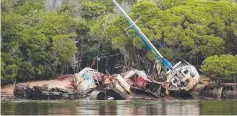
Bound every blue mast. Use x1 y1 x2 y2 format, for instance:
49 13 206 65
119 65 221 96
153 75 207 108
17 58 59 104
112 0 173 70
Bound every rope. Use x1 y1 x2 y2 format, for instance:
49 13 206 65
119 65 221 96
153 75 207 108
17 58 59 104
77 53 122 62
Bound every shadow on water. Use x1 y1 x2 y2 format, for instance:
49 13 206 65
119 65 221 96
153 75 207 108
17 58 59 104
1 99 237 115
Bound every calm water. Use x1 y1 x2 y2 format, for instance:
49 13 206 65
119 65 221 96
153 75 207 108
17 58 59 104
1 99 237 115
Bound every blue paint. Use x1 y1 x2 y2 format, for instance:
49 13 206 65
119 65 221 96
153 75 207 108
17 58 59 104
83 73 95 88
114 0 173 70
134 25 173 70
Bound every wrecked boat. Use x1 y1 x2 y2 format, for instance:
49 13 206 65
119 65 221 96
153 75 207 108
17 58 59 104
13 68 131 100
12 0 221 101
112 0 200 94
13 67 237 100
123 69 162 98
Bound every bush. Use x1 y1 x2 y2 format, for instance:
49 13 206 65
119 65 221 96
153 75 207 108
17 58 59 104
201 55 237 82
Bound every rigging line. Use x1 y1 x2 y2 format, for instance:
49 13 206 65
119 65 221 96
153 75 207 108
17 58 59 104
99 53 122 58
77 53 123 62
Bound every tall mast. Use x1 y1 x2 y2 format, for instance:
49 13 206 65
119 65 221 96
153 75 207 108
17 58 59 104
112 0 173 70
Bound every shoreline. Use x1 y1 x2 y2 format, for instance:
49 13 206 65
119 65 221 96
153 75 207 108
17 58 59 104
1 78 72 100
1 77 236 100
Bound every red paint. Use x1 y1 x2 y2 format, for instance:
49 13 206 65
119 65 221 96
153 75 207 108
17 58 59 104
135 76 146 87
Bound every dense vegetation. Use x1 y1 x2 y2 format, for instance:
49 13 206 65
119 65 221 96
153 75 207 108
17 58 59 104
201 55 237 82
1 0 237 82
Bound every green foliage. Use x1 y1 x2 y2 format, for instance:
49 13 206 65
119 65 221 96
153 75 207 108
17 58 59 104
1 53 21 81
161 0 237 55
87 14 118 57
16 0 44 16
146 52 156 61
81 2 106 19
158 0 185 10
1 12 23 44
103 0 237 62
17 62 35 80
198 35 224 57
201 55 237 82
1 9 24 81
37 11 77 37
52 34 77 63
1 0 237 82
1 0 24 12
1 0 78 81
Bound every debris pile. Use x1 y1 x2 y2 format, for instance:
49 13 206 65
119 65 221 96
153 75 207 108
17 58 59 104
13 67 237 100
123 69 163 98
196 83 237 99
14 83 76 100
14 68 164 100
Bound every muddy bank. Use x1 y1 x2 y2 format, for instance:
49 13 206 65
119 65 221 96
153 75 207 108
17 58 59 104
2 81 236 100
2 68 165 100
1 78 72 99
1 69 236 100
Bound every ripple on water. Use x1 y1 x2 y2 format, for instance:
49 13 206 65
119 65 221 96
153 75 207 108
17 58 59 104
1 99 237 115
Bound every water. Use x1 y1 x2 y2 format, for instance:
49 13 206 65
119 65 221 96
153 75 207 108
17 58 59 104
1 99 237 115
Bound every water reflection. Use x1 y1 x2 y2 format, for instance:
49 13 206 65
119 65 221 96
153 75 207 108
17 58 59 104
1 100 237 115
163 100 199 115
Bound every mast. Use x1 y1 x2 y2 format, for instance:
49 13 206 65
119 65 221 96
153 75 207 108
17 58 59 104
112 0 173 70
